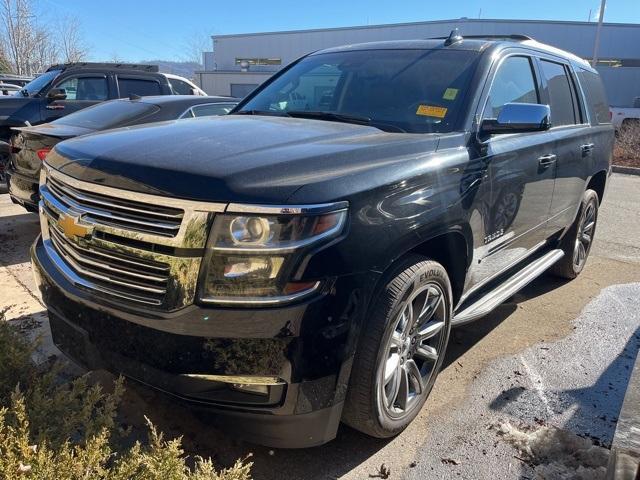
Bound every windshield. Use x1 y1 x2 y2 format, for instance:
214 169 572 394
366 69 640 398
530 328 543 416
238 49 480 133
19 70 61 97
55 100 159 130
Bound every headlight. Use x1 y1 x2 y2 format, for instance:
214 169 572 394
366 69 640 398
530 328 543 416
198 203 347 305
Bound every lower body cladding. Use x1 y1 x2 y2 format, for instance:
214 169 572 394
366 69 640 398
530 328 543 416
31 236 378 448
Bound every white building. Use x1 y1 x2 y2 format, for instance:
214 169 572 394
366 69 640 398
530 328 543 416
195 18 640 106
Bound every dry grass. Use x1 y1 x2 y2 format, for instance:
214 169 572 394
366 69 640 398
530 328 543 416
0 316 252 479
614 121 640 168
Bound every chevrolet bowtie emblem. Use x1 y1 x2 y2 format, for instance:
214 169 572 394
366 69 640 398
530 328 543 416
57 213 93 240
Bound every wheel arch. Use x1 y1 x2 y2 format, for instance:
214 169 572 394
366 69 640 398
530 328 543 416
375 225 472 307
587 170 608 205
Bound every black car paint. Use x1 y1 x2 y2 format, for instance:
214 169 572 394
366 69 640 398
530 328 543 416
31 39 614 447
7 96 238 210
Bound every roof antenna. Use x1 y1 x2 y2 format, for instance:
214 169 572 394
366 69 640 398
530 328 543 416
444 28 463 46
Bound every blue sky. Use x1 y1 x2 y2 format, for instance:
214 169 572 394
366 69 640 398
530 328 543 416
39 0 640 62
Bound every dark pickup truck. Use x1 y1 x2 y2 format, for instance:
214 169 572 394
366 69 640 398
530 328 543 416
31 32 613 448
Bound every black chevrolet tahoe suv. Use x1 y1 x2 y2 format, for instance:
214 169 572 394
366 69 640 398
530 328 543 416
31 33 613 448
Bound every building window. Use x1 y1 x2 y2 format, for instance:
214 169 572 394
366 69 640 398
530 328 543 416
235 58 281 66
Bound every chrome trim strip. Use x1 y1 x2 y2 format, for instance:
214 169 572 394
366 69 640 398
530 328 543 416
50 234 167 295
44 163 226 213
225 201 349 215
46 183 181 233
462 239 547 303
48 175 184 220
42 238 163 306
453 249 564 326
49 227 168 284
199 281 321 305
179 374 285 386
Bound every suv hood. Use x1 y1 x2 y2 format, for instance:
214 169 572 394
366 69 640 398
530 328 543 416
47 115 443 203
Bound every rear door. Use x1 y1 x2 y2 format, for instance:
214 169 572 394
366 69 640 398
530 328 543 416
468 53 556 288
537 57 593 235
42 74 109 121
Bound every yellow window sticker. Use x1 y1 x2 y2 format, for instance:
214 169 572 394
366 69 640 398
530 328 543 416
443 88 459 101
416 105 448 118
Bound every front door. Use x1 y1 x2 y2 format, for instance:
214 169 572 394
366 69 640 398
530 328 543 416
465 54 556 291
42 75 109 122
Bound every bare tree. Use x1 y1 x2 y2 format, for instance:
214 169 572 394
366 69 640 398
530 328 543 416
58 15 87 63
0 0 34 74
182 30 210 65
0 1 89 74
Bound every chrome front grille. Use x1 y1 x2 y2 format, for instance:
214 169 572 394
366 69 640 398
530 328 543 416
46 173 184 237
39 163 226 309
48 222 169 305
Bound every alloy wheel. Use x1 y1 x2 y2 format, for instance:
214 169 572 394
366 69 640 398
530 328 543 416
573 201 596 270
378 283 448 419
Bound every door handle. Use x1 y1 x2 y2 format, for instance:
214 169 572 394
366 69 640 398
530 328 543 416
45 104 65 110
538 154 557 168
581 143 595 156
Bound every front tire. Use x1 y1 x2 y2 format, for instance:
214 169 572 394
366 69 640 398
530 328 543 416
343 256 452 438
551 189 599 279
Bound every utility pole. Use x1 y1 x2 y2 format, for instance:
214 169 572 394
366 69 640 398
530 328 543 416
592 0 606 66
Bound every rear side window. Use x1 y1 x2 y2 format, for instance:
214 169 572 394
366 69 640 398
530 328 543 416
539 60 577 127
118 78 162 97
576 69 611 124
483 56 539 119
169 78 194 95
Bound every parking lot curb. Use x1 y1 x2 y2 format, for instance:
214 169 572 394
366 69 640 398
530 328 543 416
606 349 640 479
612 165 640 176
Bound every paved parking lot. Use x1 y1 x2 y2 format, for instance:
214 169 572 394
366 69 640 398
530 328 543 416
1 173 639 479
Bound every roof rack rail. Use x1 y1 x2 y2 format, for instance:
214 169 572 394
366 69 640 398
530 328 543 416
46 62 159 73
433 33 534 42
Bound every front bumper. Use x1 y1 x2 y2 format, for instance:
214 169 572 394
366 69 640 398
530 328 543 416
7 165 39 211
32 236 376 448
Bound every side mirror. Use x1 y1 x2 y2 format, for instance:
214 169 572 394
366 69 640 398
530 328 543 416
189 87 199 96
480 103 551 135
47 88 67 101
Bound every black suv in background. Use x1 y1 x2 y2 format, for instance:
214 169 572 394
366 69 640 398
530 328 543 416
32 33 613 448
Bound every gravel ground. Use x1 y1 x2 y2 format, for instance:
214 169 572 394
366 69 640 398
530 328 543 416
0 173 639 479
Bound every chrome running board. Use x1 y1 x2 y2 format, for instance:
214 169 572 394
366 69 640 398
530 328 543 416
452 249 564 326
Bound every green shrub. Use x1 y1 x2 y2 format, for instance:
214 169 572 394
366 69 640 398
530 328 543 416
0 319 252 479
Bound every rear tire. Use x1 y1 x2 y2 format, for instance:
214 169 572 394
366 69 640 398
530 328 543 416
342 255 452 438
551 189 599 279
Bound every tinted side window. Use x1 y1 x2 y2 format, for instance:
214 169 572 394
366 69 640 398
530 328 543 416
484 56 539 119
540 60 576 126
118 78 162 97
55 77 108 101
170 79 193 95
577 69 611 124
191 103 235 117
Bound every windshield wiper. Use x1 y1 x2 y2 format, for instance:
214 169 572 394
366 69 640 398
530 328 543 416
233 109 290 117
287 110 370 124
287 111 406 133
